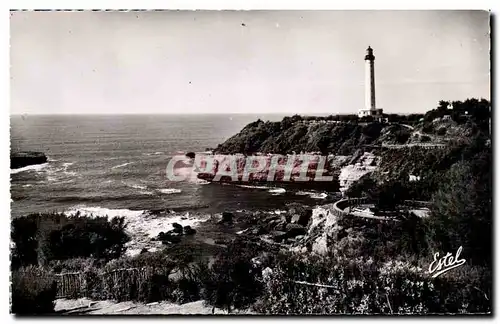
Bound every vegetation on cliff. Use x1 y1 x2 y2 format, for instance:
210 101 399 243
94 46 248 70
215 118 410 155
215 98 489 157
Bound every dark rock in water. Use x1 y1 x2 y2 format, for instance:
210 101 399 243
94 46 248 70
185 152 196 159
11 151 47 169
263 215 279 223
172 223 183 234
220 212 233 223
149 209 165 216
288 203 313 227
264 220 278 232
158 230 182 244
285 224 306 238
274 220 287 232
140 248 149 254
163 235 181 244
270 231 287 242
264 219 283 232
290 213 312 227
183 226 196 235
280 215 291 223
250 226 267 236
157 232 166 240
215 239 230 245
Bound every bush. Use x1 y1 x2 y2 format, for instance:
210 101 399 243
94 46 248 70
11 266 57 315
11 213 130 268
101 251 176 302
420 135 431 143
367 180 408 211
257 251 491 314
202 240 264 313
427 148 492 266
422 123 434 134
345 174 376 198
436 127 447 136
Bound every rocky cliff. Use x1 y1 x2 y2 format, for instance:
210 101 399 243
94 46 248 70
214 119 412 156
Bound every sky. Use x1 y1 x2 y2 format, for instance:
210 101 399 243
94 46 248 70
10 10 490 115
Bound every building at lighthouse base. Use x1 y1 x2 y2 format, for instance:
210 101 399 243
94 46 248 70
358 108 383 119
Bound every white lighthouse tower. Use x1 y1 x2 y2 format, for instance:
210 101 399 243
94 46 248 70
358 46 383 119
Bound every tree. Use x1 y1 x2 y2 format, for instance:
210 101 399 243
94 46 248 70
202 241 263 313
367 180 408 211
427 148 492 266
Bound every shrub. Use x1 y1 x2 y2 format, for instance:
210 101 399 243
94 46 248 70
49 257 103 274
427 148 492 266
202 240 264 313
11 266 57 315
420 135 431 143
11 213 130 268
101 251 176 302
257 251 491 314
367 180 408 211
345 174 376 198
436 127 447 136
422 123 434 134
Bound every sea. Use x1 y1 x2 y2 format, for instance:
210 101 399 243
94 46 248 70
10 114 339 254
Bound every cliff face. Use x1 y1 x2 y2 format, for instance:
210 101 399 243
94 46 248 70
215 119 411 156
11 152 48 169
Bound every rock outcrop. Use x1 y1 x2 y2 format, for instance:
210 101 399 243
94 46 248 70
11 151 47 169
214 118 411 156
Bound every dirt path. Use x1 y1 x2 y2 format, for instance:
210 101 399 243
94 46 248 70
55 298 254 315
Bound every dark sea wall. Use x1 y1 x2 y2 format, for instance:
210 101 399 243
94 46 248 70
10 151 48 169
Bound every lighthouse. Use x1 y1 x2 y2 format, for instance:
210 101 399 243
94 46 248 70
358 46 383 119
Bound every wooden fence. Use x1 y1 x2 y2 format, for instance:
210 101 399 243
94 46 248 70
54 267 157 299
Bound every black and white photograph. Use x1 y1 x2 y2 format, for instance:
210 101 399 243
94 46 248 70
8 8 492 315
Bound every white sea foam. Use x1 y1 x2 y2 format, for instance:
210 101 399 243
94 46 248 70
311 193 328 199
112 162 133 169
158 188 182 194
296 191 328 199
237 184 269 190
61 162 77 176
10 163 49 175
65 206 208 257
124 182 147 190
268 187 286 195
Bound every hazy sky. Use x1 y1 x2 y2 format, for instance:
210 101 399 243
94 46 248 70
10 10 490 115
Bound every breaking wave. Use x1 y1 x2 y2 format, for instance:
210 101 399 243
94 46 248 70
65 206 208 256
296 191 328 199
112 162 133 169
11 163 49 175
268 187 286 195
158 188 182 195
